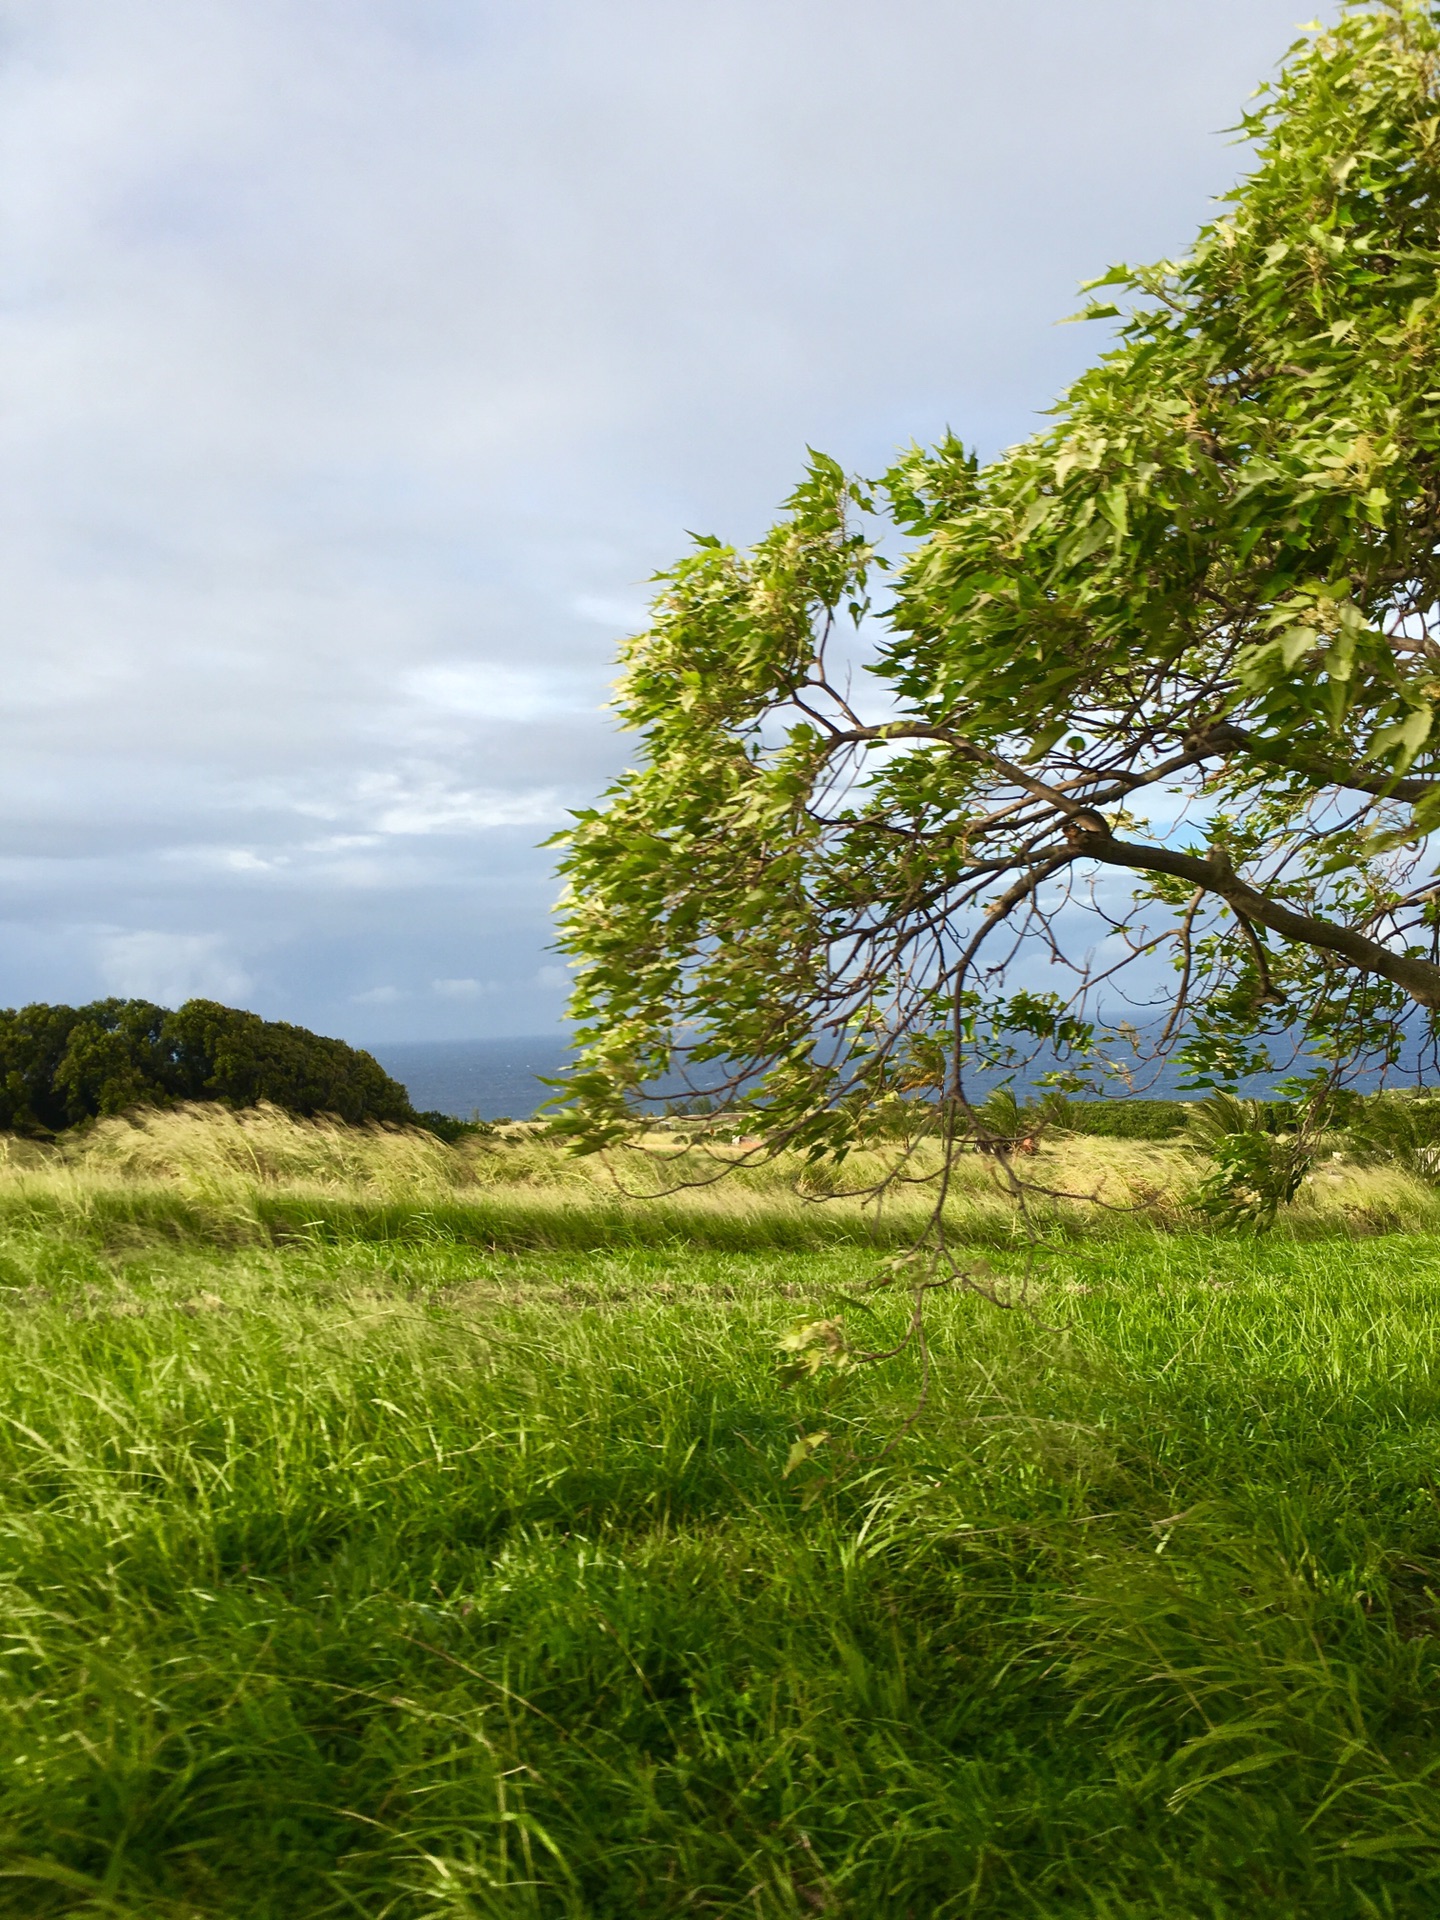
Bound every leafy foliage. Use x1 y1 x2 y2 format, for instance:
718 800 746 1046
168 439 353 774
1186 1091 1316 1225
1344 1084 1440 1174
0 998 419 1135
555 6 1440 1237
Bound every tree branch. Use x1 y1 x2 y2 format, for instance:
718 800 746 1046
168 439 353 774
1203 721 1440 803
1078 827 1440 1010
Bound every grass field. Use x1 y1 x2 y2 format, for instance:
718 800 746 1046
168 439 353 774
3 1108 1440 1916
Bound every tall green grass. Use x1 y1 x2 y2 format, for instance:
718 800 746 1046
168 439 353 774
2 1206 1440 1916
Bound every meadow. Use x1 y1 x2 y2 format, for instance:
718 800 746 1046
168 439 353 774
2 1106 1440 1916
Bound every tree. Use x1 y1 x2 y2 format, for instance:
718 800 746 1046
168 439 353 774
161 1000 416 1126
554 4 1440 1199
0 1000 173 1134
0 998 421 1135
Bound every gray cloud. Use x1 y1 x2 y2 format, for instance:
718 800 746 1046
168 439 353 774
0 0 1329 1038
95 929 253 1006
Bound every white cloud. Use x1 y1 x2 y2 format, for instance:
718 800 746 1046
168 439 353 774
431 977 490 999
96 931 252 1007
0 0 1323 1040
362 776 568 837
402 663 599 722
350 984 407 1005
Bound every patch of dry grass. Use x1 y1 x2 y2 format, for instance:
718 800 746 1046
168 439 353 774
0 1101 1436 1253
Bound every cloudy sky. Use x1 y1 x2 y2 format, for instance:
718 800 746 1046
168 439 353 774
0 0 1327 1042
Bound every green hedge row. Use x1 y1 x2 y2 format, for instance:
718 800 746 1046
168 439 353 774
1060 1099 1192 1140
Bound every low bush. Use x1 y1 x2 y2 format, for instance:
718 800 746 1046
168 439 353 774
1062 1097 1191 1139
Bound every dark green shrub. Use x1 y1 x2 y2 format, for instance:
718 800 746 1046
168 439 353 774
412 1109 492 1144
0 998 420 1135
1061 1099 1191 1140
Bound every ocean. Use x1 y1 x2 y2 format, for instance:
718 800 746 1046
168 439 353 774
368 1029 1391 1124
370 1036 574 1121
369 1036 744 1121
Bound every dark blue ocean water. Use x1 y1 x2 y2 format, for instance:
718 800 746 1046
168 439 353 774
370 1037 752 1121
370 1037 574 1121
369 1029 1389 1124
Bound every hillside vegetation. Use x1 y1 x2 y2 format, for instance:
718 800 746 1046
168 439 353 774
0 998 421 1136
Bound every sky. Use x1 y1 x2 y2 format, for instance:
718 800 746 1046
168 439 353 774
0 0 1334 1043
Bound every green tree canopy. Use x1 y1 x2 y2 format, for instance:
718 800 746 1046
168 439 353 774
555 3 1440 1165
0 999 419 1135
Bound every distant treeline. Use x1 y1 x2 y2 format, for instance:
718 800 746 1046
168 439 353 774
0 999 463 1138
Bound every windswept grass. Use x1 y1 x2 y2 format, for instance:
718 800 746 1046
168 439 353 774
3 1110 1440 1914
2 1100 1438 1251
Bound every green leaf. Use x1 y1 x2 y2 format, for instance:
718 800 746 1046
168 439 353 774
1370 704 1433 770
